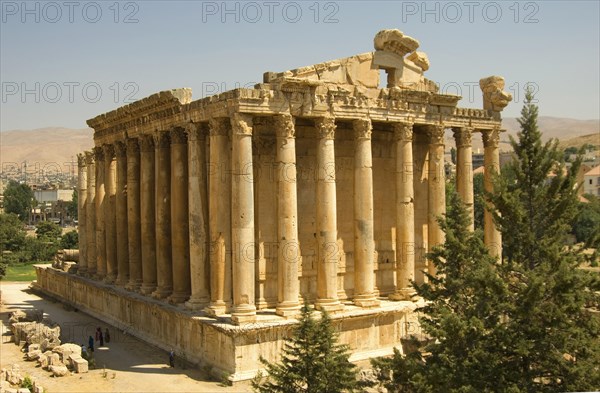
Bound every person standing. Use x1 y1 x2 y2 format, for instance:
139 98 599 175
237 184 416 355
105 328 111 344
169 349 175 368
96 327 104 347
88 336 94 352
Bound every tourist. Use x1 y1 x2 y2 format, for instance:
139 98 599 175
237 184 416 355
96 327 104 347
88 336 94 352
169 349 175 368
105 328 111 344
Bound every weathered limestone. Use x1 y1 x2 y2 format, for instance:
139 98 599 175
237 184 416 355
94 147 106 280
480 76 512 112
391 122 416 300
126 138 142 290
115 141 129 286
352 119 379 308
85 152 97 277
185 123 210 310
274 114 301 317
453 127 475 230
315 117 343 312
230 114 257 324
482 127 502 258
139 135 157 295
152 132 173 299
103 144 118 283
426 125 446 277
413 132 429 283
76 154 88 275
206 118 232 316
169 128 191 304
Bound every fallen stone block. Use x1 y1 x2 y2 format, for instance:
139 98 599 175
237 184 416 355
17 388 31 393
5 364 23 386
53 343 81 363
49 365 69 377
47 353 61 367
69 356 88 374
27 344 40 352
37 351 53 369
26 350 42 361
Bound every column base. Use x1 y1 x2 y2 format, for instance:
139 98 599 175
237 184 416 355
125 280 142 292
185 296 210 311
103 274 117 285
389 288 416 301
116 276 129 286
167 292 190 305
77 268 88 276
139 284 156 295
315 299 344 313
353 294 380 309
205 302 227 317
151 287 172 299
231 304 257 325
275 302 301 318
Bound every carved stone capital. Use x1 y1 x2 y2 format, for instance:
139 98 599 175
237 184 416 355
93 146 104 161
315 116 336 140
84 150 95 166
353 118 372 140
393 122 414 141
102 143 115 159
453 127 473 148
114 141 127 158
231 113 253 136
184 123 206 142
482 127 500 148
170 128 187 144
274 114 295 139
154 132 171 149
425 124 446 145
139 135 155 152
208 118 230 137
77 153 86 167
126 138 140 155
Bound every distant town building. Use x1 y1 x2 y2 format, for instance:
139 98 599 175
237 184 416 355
583 166 600 197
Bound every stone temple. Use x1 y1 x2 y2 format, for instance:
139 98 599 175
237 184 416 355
35 29 512 381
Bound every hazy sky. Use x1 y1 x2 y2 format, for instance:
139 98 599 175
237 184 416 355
1 0 599 131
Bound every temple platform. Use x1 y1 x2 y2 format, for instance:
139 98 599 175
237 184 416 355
33 265 423 383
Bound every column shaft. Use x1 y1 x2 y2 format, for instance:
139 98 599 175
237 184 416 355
426 125 446 277
482 128 502 258
126 138 142 290
104 144 117 283
115 142 129 285
85 152 97 277
152 132 173 299
315 117 342 312
230 114 257 323
206 118 231 316
391 122 416 300
352 119 379 308
77 154 88 275
186 124 210 309
139 136 157 295
413 133 429 284
274 115 300 317
454 127 474 231
169 128 191 304
94 147 106 279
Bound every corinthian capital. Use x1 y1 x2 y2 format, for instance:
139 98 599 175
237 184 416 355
453 127 473 148
353 118 372 140
93 146 104 161
102 143 115 159
77 153 86 167
139 135 154 152
425 124 446 145
315 116 336 140
393 122 414 141
84 150 95 166
274 114 295 139
153 132 171 148
230 113 253 136
482 127 500 148
170 127 187 144
184 123 206 142
126 138 140 154
208 118 230 137
114 141 127 157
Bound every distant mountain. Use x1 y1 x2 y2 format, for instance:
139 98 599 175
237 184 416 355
0 117 598 168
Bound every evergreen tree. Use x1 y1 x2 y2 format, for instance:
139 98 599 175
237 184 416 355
486 89 600 391
3 181 36 221
253 301 366 393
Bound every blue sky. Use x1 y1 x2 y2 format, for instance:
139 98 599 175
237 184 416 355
1 0 599 131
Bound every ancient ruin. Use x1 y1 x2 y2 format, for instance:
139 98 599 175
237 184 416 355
34 29 511 381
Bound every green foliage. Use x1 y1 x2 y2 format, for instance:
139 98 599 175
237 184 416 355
20 375 34 389
35 221 62 242
253 300 367 393
473 173 485 232
0 213 26 252
60 230 79 249
3 180 36 221
572 194 600 248
67 189 78 220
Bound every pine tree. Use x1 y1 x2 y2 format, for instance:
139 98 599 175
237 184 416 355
252 300 366 393
487 89 600 391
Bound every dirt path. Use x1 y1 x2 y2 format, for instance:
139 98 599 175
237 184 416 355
0 282 252 392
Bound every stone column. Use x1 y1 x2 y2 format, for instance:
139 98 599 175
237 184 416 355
186 123 210 310
391 122 416 300
413 132 429 284
77 153 88 275
453 127 474 231
94 146 106 280
126 138 142 291
352 118 379 308
168 128 191 304
426 125 446 277
115 142 129 286
152 132 173 299
274 114 301 317
85 152 97 277
206 118 231 316
139 136 157 295
104 144 118 283
482 127 502 258
315 117 343 312
230 114 257 324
